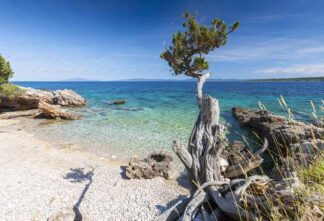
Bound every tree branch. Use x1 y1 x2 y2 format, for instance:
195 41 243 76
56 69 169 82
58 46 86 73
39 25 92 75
156 196 190 221
173 140 192 170
224 138 268 178
182 191 207 221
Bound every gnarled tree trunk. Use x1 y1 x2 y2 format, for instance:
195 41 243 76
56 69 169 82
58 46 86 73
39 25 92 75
157 73 271 221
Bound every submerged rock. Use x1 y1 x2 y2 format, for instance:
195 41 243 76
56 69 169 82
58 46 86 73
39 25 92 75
126 149 176 180
125 107 143 111
38 102 82 120
113 107 143 111
113 100 127 104
232 106 324 152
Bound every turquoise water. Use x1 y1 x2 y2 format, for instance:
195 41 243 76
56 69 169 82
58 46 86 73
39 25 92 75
14 81 324 162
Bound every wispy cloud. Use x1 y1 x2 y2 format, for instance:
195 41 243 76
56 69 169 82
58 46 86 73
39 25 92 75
208 36 324 63
254 63 324 75
242 13 308 24
297 46 324 54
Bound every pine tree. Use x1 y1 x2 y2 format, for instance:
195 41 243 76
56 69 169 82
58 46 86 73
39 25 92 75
160 11 239 78
161 11 238 107
0 54 14 84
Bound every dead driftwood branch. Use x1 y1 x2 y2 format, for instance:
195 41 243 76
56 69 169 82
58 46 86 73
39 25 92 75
224 139 268 179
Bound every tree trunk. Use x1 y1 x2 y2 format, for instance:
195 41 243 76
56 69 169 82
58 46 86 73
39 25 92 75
157 73 271 221
196 73 211 108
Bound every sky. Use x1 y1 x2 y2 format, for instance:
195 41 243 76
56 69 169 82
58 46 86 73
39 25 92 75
1 0 324 81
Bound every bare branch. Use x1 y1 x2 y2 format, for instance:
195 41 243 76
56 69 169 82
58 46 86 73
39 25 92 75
173 140 192 170
182 191 207 221
155 197 190 221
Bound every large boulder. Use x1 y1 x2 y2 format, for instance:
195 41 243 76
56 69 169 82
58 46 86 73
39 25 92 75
23 87 55 104
53 89 86 106
232 107 324 152
38 102 82 120
126 150 176 180
125 156 156 179
0 87 86 111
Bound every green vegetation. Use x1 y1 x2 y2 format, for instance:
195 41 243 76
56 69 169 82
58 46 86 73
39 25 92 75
159 11 324 220
0 54 14 84
0 83 25 97
248 76 324 82
260 97 324 220
0 54 25 97
299 156 324 190
160 11 239 78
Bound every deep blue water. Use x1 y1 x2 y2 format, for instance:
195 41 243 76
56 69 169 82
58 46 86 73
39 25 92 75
14 81 324 162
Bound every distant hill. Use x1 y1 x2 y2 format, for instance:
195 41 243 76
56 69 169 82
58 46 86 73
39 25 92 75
247 76 324 82
118 78 171 81
207 78 241 82
62 78 100 82
118 78 242 82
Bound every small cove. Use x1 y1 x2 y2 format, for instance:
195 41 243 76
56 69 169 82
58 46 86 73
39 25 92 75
15 81 324 167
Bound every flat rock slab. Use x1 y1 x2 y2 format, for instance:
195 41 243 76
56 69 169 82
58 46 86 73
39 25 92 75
38 102 82 120
0 109 40 119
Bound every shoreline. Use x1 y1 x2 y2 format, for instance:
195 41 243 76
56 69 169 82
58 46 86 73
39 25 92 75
19 116 131 166
0 117 189 220
20 116 187 168
21 115 188 169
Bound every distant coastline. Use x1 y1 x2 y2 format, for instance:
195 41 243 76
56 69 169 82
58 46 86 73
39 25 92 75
116 78 242 82
247 76 324 82
62 77 100 82
11 76 324 82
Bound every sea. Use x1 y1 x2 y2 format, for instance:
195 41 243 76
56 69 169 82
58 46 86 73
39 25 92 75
14 81 324 165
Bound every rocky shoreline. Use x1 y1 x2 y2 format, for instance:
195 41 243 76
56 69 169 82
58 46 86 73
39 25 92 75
232 106 324 176
232 106 323 151
1 86 323 220
0 87 192 220
0 87 86 110
0 87 86 120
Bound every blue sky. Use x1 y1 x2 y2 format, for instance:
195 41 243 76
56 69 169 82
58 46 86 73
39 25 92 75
1 0 324 81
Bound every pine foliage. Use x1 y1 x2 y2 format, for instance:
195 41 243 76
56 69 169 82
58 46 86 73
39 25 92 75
0 54 14 84
160 11 239 78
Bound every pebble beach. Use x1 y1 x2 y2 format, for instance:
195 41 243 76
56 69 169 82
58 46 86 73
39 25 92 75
0 118 189 220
